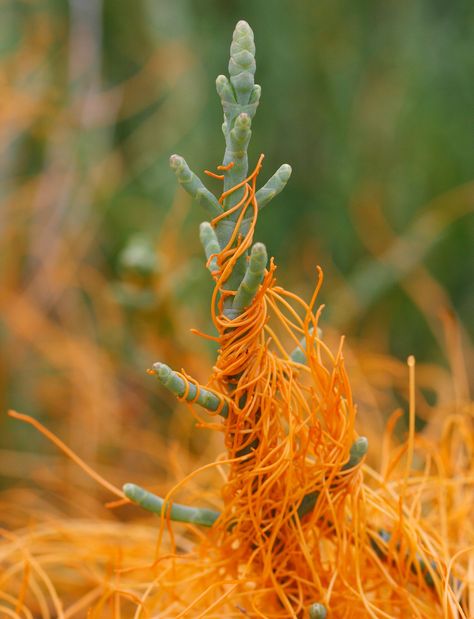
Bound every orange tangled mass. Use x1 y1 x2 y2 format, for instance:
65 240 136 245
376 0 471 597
144 157 472 617
1 158 472 617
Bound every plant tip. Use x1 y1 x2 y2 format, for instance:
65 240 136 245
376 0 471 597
308 602 327 619
280 163 292 178
122 482 134 496
152 362 168 379
354 436 368 455
236 20 251 32
169 154 181 169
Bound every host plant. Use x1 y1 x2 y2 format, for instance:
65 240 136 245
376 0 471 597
8 19 470 619
119 20 462 618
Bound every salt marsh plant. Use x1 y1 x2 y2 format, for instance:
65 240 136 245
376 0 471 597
5 19 472 619
117 20 471 617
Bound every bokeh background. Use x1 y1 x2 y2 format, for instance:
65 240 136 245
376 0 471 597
1 0 472 517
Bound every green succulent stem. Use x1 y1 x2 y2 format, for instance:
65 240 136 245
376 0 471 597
169 20 291 313
169 154 221 218
123 483 219 527
126 434 367 527
199 222 220 273
308 603 327 619
124 482 435 593
151 362 228 418
341 436 369 471
215 22 259 310
233 242 268 312
220 21 257 206
255 164 292 210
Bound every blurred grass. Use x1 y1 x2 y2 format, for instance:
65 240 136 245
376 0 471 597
0 0 472 509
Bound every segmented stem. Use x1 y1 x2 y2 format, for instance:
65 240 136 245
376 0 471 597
123 483 220 527
169 21 291 305
151 362 228 418
255 164 292 210
232 242 268 312
199 222 220 273
169 154 221 218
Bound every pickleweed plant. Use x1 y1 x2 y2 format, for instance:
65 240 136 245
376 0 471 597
7 19 472 619
119 20 465 618
122 20 369 615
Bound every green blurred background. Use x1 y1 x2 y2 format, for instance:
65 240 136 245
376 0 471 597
0 0 472 497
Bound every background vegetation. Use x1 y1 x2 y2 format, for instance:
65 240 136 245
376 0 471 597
0 0 472 514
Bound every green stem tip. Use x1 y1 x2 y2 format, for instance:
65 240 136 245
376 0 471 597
199 221 220 273
169 154 221 217
232 241 268 311
255 163 292 210
151 362 229 418
341 436 368 471
309 602 327 619
229 20 256 104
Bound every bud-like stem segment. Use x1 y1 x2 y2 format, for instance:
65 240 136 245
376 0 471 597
309 603 327 619
219 22 258 212
341 436 369 471
151 362 228 418
169 154 221 218
232 242 268 312
199 222 220 274
255 164 292 210
229 20 256 104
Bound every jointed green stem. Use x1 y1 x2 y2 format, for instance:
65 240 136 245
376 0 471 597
199 222 220 273
123 485 436 590
297 491 320 520
228 20 256 105
169 154 221 218
222 112 252 215
255 164 292 210
169 21 291 306
124 434 367 529
123 483 220 527
233 242 268 312
151 362 228 418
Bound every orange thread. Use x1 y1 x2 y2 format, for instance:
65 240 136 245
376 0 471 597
8 410 124 499
204 170 225 180
217 162 235 171
8 152 469 617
